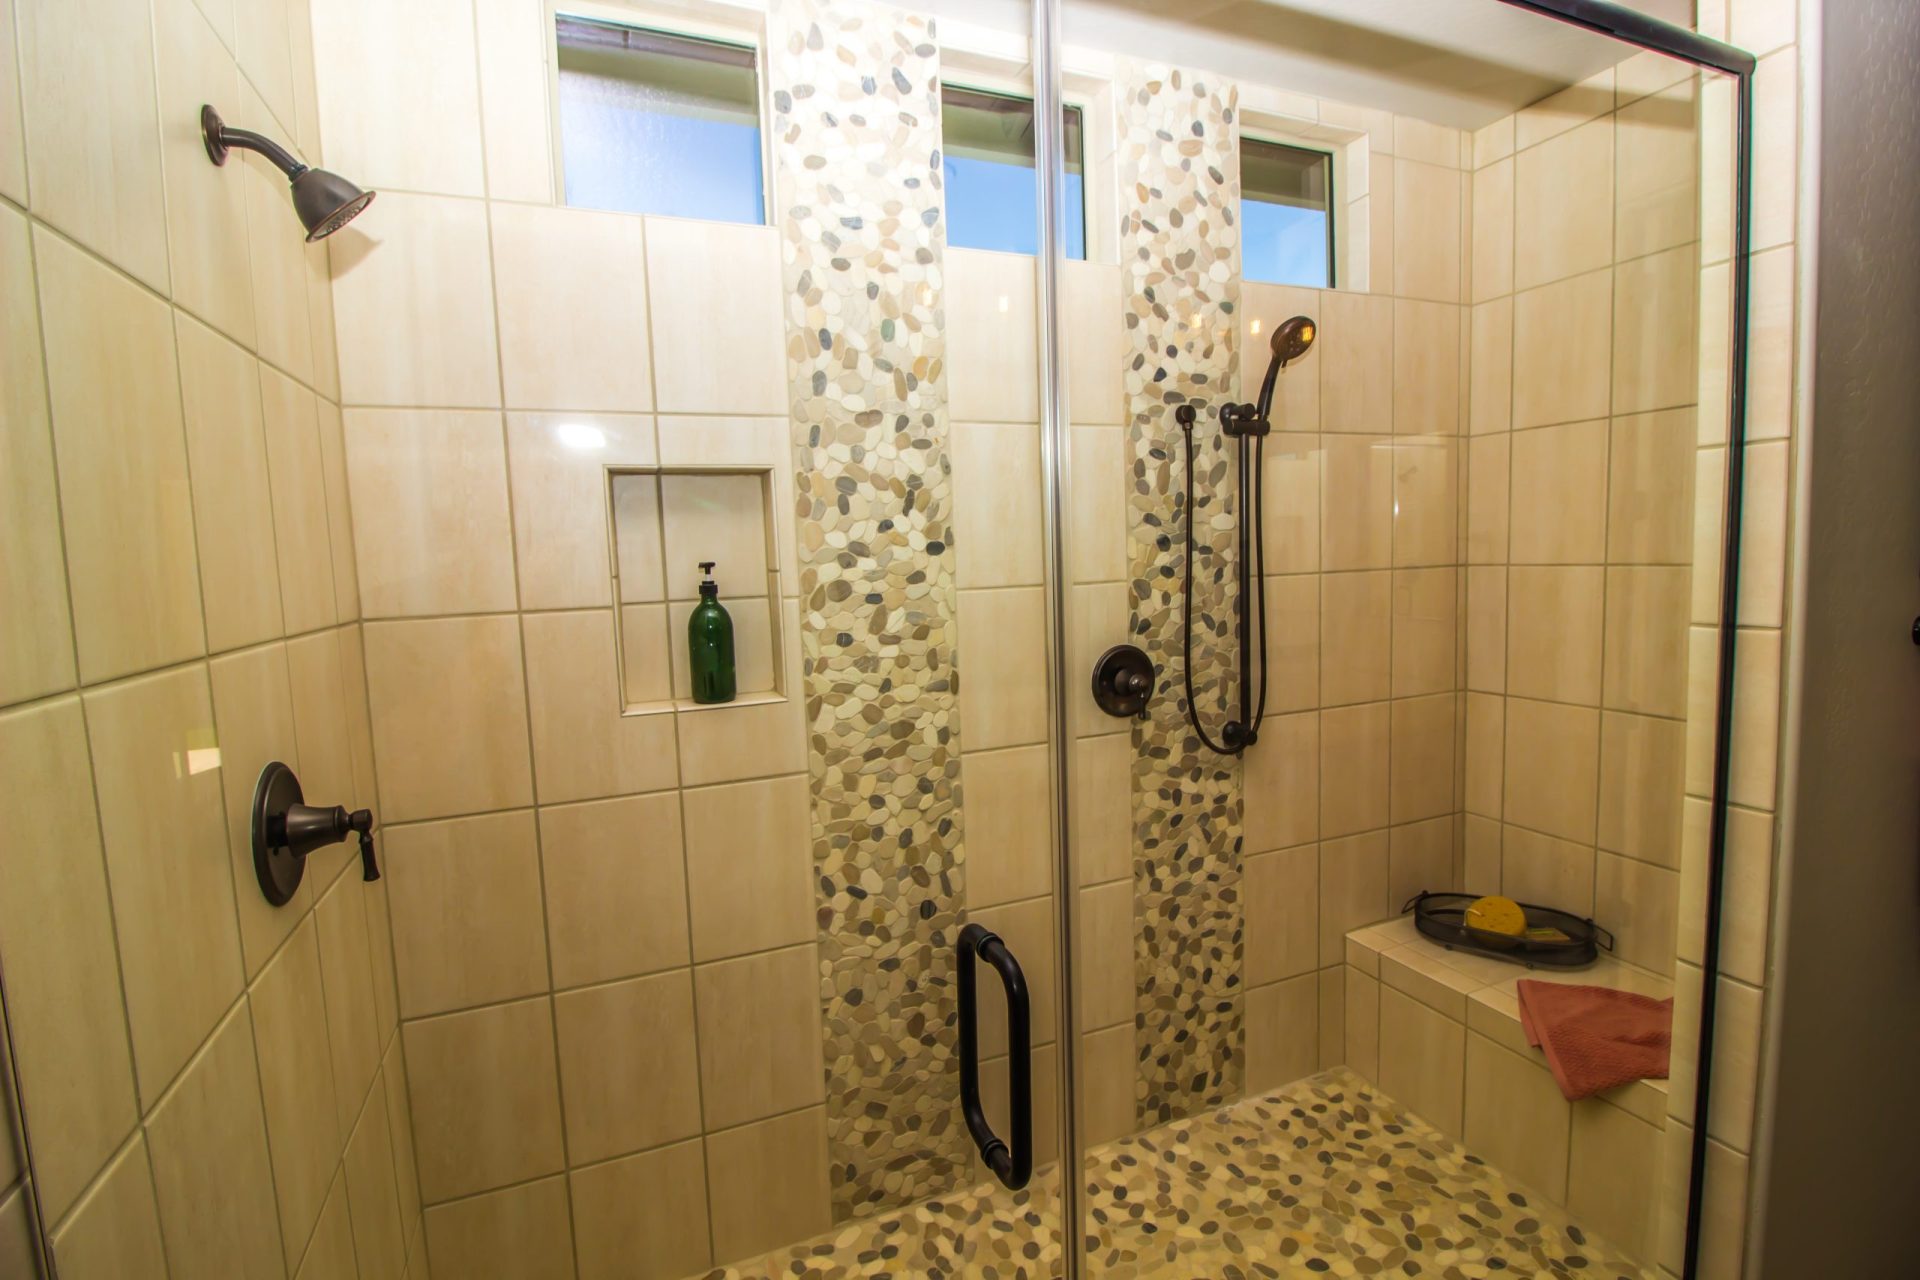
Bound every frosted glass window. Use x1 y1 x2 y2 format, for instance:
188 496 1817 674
556 18 766 225
941 85 1085 259
1241 137 1333 288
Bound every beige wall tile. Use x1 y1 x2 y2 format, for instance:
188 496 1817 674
176 316 286 652
1068 581 1128 737
1317 966 1346 1071
1668 965 1764 1151
1245 975 1320 1095
1263 574 1320 712
1735 439 1789 627
380 1038 423 1236
1071 734 1132 886
1509 420 1609 563
331 193 499 407
235 79 316 386
958 587 1049 750
474 0 554 202
1506 566 1604 704
0 0 22 202
1079 1024 1135 1146
522 609 678 803
345 408 518 617
1512 270 1612 430
0 208 75 705
0 698 139 1221
1685 627 1780 809
645 218 786 415
1321 571 1390 706
250 918 343 1267
261 368 338 636
1070 424 1127 582
963 745 1053 907
506 413 657 611
1607 408 1696 564
705 1107 831 1267
343 1069 407 1280
620 605 673 705
1613 244 1698 415
1616 82 1699 260
364 615 534 822
1392 161 1462 303
296 1172 358 1280
232 0 295 151
309 0 484 195
948 248 1038 423
154 0 256 345
1503 697 1600 843
50 1136 169 1280
208 644 310 973
1344 967 1380 1080
1389 694 1454 824
1320 702 1389 839
1464 814 1501 890
1392 301 1460 436
1744 246 1794 442
406 996 566 1202
285 632 357 868
1676 801 1771 985
540 793 689 989
1464 691 1504 817
1392 438 1457 568
1468 298 1513 435
145 1003 285 1276
674 600 808 786
1378 986 1465 1136
1319 435 1393 570
1464 1032 1570 1201
1470 158 1513 302
1516 68 1614 151
1245 845 1318 984
83 667 242 1105
1319 831 1390 966
1389 817 1455 906
1064 261 1125 425
1502 824 1596 916
1244 710 1318 853
1465 567 1507 693
1261 434 1322 574
692 944 824 1130
1514 116 1614 290
555 972 703 1164
422 1177 574 1280
570 1141 712 1280
684 774 812 962
386 810 549 1017
38 229 205 681
970 896 1058 1057
1748 51 1796 253
314 872 382 1135
1318 291 1392 435
1392 568 1455 697
18 0 169 287
952 421 1044 588
1595 851 1678 974
492 203 652 412
1465 434 1509 565
1603 566 1690 717
1568 1099 1660 1261
1597 711 1686 869
1076 881 1133 1032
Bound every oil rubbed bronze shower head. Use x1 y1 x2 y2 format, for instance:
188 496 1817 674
1269 314 1317 367
201 105 375 241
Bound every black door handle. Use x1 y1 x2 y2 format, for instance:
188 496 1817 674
957 922 1032 1190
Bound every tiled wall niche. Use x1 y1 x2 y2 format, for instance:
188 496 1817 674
610 466 787 710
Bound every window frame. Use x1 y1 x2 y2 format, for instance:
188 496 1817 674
1237 131 1338 290
547 0 776 226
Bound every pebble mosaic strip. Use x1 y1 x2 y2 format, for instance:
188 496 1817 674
705 1068 1655 1279
765 0 972 1221
1116 62 1248 1127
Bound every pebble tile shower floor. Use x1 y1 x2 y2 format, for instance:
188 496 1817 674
702 1068 1654 1279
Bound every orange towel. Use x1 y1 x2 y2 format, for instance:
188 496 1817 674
1515 979 1673 1101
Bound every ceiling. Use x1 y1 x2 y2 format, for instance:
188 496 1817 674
913 0 1699 130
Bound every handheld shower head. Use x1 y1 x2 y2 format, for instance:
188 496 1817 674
201 105 375 241
1269 314 1317 367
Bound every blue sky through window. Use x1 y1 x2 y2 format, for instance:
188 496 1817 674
943 155 1086 259
1242 202 1330 288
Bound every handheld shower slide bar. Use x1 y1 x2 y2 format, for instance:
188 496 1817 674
1178 315 1315 757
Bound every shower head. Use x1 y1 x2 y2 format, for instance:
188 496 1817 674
1269 314 1317 367
201 105 375 241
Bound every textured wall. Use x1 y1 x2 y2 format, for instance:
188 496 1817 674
1115 62 1249 1124
765 0 971 1219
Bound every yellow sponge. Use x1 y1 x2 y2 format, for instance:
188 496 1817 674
1464 894 1527 937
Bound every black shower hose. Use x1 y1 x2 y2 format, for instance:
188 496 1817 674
1181 412 1269 757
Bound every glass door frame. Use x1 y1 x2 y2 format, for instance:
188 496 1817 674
1026 2 1759 1277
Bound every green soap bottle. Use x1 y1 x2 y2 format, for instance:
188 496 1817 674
687 561 736 705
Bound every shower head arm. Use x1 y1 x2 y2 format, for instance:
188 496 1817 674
201 105 306 179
